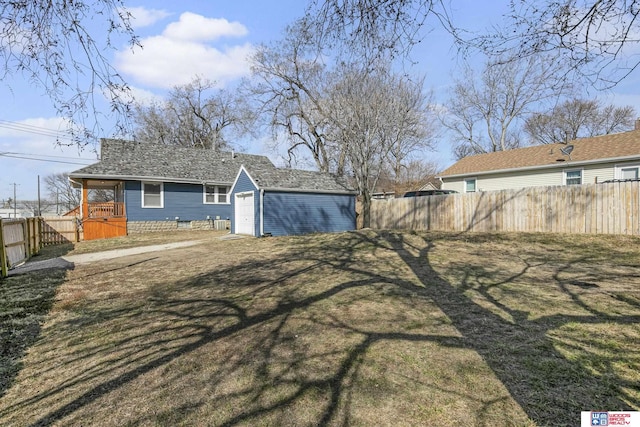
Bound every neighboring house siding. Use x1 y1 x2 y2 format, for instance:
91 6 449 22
125 181 231 221
263 192 355 237
441 162 628 192
230 170 259 235
442 169 559 192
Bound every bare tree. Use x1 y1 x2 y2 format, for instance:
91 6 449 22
327 64 436 227
391 159 441 195
304 0 455 61
525 98 636 144
19 200 55 216
134 76 250 150
44 172 113 214
44 173 81 213
443 56 565 159
306 1 640 89
0 1 139 144
247 23 344 173
476 0 640 89
381 77 437 189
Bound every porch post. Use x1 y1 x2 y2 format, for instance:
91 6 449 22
82 179 89 219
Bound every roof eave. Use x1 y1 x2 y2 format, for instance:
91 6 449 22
67 173 232 185
262 186 357 195
438 154 640 179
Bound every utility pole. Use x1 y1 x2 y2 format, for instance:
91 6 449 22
10 182 18 218
37 175 41 216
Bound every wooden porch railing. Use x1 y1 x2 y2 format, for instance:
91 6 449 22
88 202 125 218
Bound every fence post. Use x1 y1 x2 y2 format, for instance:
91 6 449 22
0 219 7 279
33 218 39 254
37 217 42 250
28 218 34 256
29 217 40 256
22 219 30 262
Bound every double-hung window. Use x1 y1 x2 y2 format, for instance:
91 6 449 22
564 170 582 185
204 185 230 204
464 178 477 193
142 182 163 208
620 166 639 180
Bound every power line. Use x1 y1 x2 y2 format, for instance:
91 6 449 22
0 119 77 142
1 151 96 161
0 153 92 165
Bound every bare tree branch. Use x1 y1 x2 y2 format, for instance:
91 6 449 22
525 98 636 144
133 77 252 150
442 55 568 158
0 0 140 145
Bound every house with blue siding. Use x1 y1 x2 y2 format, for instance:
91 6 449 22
231 165 356 237
68 139 276 239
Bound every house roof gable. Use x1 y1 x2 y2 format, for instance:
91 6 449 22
439 129 640 178
69 139 276 184
243 166 355 194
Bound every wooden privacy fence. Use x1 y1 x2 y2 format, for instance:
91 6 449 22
41 217 81 245
0 218 42 277
1 217 80 278
370 181 640 235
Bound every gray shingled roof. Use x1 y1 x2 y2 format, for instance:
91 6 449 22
246 167 355 194
69 139 276 184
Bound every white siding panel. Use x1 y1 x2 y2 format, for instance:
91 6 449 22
442 162 623 192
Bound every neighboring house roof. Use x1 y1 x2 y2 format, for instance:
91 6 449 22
241 166 356 194
418 176 442 190
439 129 640 178
69 139 276 184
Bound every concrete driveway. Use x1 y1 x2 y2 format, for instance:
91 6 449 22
8 240 202 276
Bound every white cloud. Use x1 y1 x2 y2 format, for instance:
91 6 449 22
128 86 164 105
115 12 254 89
163 12 248 41
123 6 171 29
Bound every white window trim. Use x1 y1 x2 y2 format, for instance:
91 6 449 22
203 184 230 205
614 163 640 180
563 169 583 185
464 177 477 193
141 181 164 208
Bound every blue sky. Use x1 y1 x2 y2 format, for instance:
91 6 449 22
1 0 639 202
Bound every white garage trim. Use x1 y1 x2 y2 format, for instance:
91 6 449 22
234 191 255 236
260 189 264 236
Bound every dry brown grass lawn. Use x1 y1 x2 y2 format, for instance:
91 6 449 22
1 230 638 426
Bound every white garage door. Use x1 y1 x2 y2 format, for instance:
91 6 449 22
235 192 255 236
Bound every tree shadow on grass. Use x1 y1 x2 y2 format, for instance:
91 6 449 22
1 231 638 426
382 231 639 426
0 269 69 398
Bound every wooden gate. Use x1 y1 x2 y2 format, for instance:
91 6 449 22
41 217 80 244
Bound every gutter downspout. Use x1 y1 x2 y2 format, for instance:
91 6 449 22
260 189 264 237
